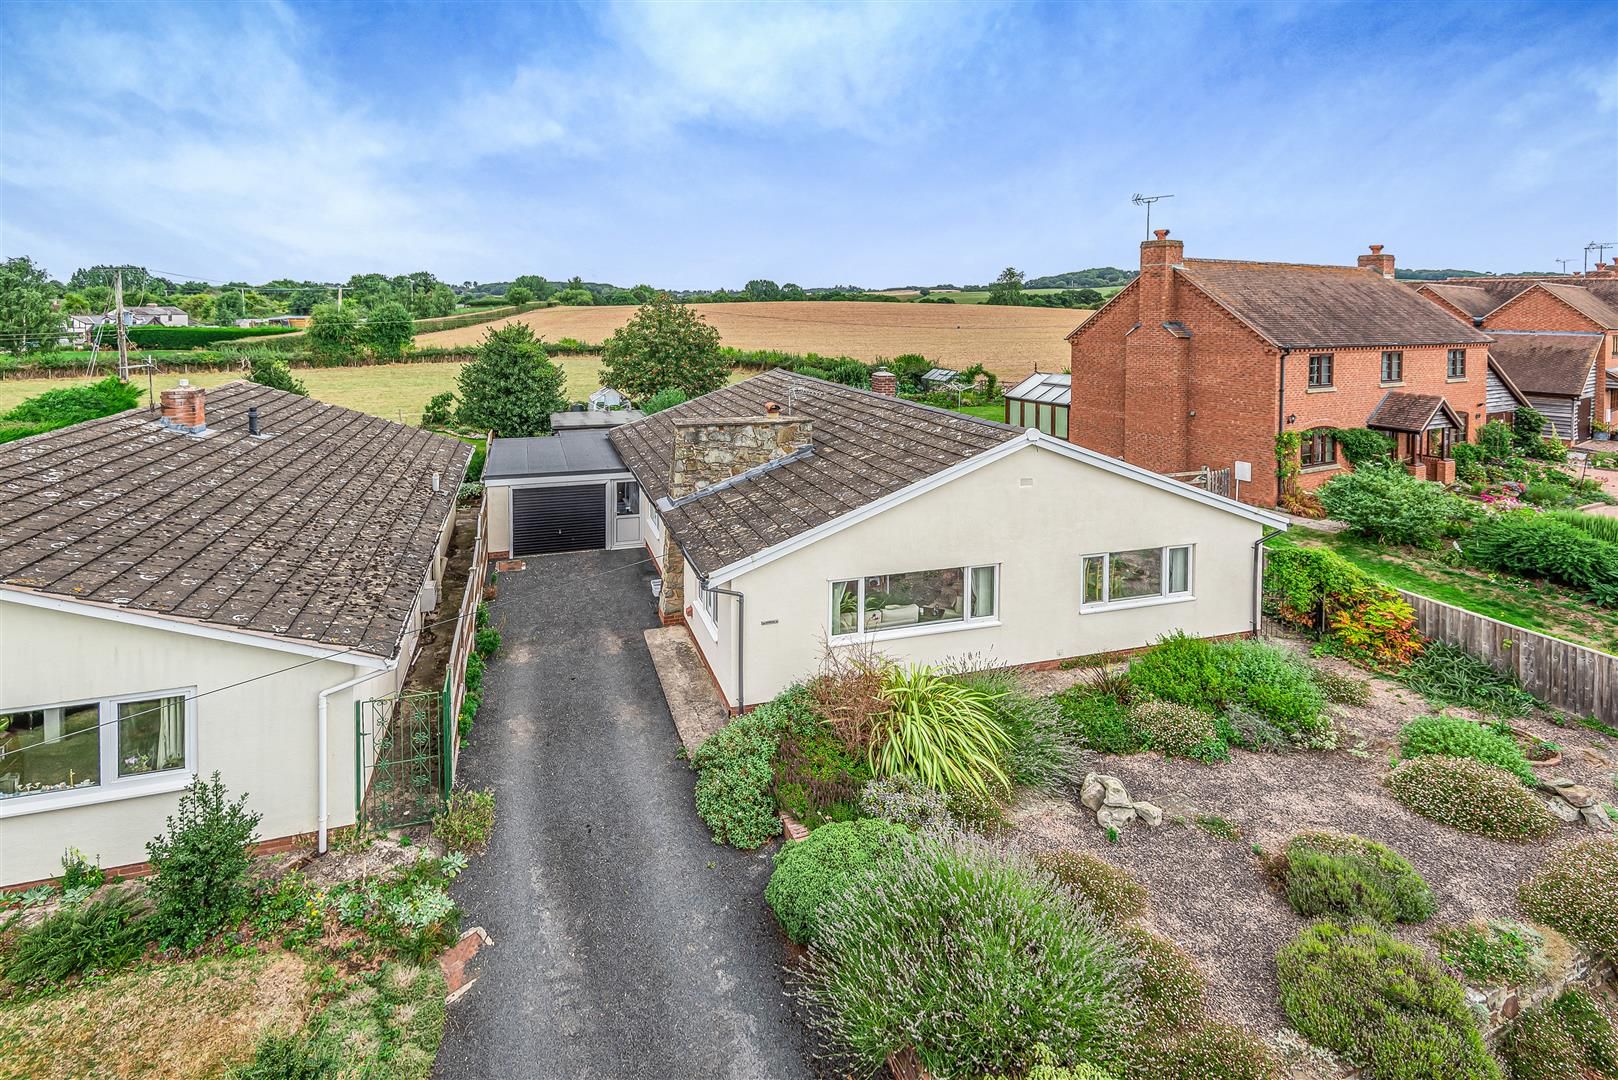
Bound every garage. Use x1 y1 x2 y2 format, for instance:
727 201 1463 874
484 425 643 559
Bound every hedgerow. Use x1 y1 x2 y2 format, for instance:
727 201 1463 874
125 325 295 348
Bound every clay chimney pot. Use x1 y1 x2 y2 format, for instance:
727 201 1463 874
1154 229 1170 240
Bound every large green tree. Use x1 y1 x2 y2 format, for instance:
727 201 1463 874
598 293 726 399
365 300 415 359
512 274 552 300
986 267 1026 306
0 256 61 353
455 323 568 436
287 284 329 315
306 302 363 361
421 283 457 317
505 286 534 305
212 289 247 325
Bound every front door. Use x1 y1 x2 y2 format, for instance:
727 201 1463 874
613 481 642 548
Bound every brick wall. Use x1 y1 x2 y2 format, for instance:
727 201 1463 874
1068 279 1134 455
1483 287 1604 335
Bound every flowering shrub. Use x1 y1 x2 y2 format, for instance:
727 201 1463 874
858 775 952 832
802 835 1135 1077
1035 850 1148 926
1279 831 1435 925
1518 838 1618 962
1387 756 1559 842
1276 921 1500 1080
764 818 909 944
1496 988 1618 1080
1129 697 1228 762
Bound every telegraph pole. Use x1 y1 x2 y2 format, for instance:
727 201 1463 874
337 285 344 309
114 269 130 381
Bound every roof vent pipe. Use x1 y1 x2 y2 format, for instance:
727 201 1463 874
248 406 259 436
431 471 442 494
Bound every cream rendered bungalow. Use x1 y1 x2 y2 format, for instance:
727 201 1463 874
0 382 471 887
607 370 1288 712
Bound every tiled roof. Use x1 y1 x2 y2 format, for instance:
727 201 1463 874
1177 260 1493 348
0 382 470 658
1535 283 1618 330
1486 332 1604 398
608 370 1019 576
1366 391 1459 433
1418 284 1499 319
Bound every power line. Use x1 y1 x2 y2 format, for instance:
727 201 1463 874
0 554 658 759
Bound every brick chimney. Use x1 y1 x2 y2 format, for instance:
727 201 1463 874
159 380 207 433
1357 244 1395 279
870 368 897 396
1121 229 1190 471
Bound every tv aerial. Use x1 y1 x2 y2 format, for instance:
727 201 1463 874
1131 193 1174 237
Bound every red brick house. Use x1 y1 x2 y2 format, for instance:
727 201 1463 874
1065 233 1492 507
1416 277 1618 438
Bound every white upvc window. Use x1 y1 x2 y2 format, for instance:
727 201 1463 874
0 689 197 816
829 564 999 642
694 583 721 639
646 506 664 544
1080 545 1193 611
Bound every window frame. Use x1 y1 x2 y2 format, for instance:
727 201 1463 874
0 687 198 818
1299 429 1338 470
1307 353 1334 388
694 582 721 639
1380 350 1403 384
1079 545 1194 612
1447 348 1467 379
828 564 1000 643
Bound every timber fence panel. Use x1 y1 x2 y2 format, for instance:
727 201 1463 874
1397 590 1616 721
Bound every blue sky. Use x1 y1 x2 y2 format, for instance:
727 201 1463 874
2 0 1613 288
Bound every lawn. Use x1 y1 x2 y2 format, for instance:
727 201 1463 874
0 949 311 1080
1283 526 1618 655
949 402 1008 422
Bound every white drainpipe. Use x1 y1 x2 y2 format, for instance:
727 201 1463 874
317 662 396 854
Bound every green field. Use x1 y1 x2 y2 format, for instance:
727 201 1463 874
903 286 1123 305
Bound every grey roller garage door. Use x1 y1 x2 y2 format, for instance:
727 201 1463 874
512 484 606 555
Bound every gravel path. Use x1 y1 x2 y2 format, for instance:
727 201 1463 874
433 549 814 1080
1008 641 1618 1038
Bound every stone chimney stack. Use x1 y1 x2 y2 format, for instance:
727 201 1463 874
670 413 813 500
1357 244 1396 279
870 368 898 396
159 380 207 433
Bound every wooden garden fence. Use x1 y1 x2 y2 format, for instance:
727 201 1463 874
1397 590 1617 720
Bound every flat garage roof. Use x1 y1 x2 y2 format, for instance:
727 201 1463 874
484 430 630 481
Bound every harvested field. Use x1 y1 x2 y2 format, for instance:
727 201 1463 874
415 300 1087 382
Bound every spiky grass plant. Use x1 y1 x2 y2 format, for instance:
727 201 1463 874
872 664 1013 797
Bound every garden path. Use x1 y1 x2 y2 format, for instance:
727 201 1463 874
433 548 814 1080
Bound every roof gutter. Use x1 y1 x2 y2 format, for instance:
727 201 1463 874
701 580 745 713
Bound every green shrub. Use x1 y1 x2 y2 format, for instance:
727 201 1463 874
963 669 1082 792
1262 545 1423 671
1387 756 1559 842
421 391 455 427
1276 921 1500 1080
1279 831 1435 925
0 376 142 444
640 387 688 414
1124 1020 1282 1080
125 324 295 348
464 651 484 694
247 353 307 395
1465 511 1618 600
872 664 1012 796
773 720 870 828
432 788 496 853
764 818 910 944
144 772 262 949
1546 508 1618 545
1024 1044 1116 1079
943 785 1010 834
1331 427 1396 466
1400 643 1540 718
1496 988 1618 1080
1035 850 1148 926
803 836 1135 1077
692 689 814 848
0 891 153 990
1312 665 1371 707
1054 688 1142 754
1318 461 1479 548
1129 697 1228 761
1128 634 1329 748
1518 838 1618 962
1398 714 1536 785
474 626 501 658
1432 921 1543 986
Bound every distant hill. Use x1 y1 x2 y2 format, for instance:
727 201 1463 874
1394 268 1555 281
1025 267 1136 290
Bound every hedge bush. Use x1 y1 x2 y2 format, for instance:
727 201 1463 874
764 818 910 944
1129 634 1330 748
1386 756 1559 842
145 773 263 949
1517 838 1618 962
1397 714 1536 785
803 836 1135 1077
1496 988 1618 1080
1318 461 1478 548
0 376 143 444
1276 921 1500 1080
125 325 295 348
1279 831 1435 925
1465 511 1618 603
691 696 794 849
1035 850 1149 926
1262 545 1422 671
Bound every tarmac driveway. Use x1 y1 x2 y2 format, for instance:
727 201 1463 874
433 548 814 1080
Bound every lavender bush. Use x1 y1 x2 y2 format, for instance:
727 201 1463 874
801 835 1136 1077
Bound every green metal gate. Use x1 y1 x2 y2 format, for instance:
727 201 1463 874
357 690 450 828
